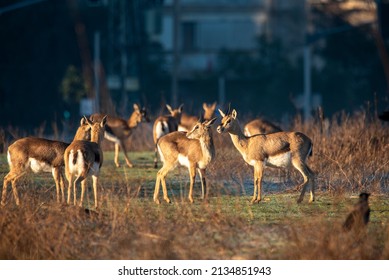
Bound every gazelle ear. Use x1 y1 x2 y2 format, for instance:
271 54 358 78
133 103 140 111
211 102 217 109
178 104 184 113
80 117 87 126
84 115 93 127
205 117 217 127
202 102 208 110
101 115 107 127
232 109 237 119
218 109 225 117
166 104 173 113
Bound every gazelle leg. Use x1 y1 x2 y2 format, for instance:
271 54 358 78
92 175 98 208
2 171 24 206
52 167 61 203
252 162 264 203
293 160 314 203
154 165 172 204
153 174 162 204
66 173 73 205
59 172 65 203
188 165 196 203
197 168 207 200
154 144 159 169
119 141 133 168
307 166 315 203
114 143 121 167
78 178 87 207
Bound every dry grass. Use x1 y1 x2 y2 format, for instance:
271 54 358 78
0 109 388 260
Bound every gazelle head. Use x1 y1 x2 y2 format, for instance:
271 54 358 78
186 117 217 140
203 102 217 120
217 107 239 134
85 115 107 143
73 117 92 141
132 104 150 124
166 104 184 119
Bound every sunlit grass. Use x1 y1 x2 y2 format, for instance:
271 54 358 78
0 110 389 259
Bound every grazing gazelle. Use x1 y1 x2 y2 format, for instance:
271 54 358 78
244 118 282 137
153 104 184 168
1 118 91 206
153 117 217 204
179 102 217 132
90 103 149 168
217 107 315 204
64 116 107 208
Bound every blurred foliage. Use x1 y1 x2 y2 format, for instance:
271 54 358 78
59 65 87 104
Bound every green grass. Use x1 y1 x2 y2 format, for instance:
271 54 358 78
1 150 389 260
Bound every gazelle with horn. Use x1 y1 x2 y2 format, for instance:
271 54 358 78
1 118 91 206
90 104 149 168
217 107 314 203
153 117 217 204
64 116 107 208
178 102 217 132
152 104 184 168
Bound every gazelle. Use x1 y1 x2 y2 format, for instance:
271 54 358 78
244 118 282 137
217 108 315 204
152 104 184 168
64 116 106 208
1 118 91 206
178 102 217 132
90 104 149 168
154 117 217 204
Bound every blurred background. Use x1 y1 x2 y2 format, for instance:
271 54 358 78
0 0 389 131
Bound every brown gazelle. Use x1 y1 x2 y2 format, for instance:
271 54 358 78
90 104 149 168
1 118 91 206
217 108 314 203
154 117 217 204
152 104 184 168
179 102 217 132
244 118 282 136
64 116 107 208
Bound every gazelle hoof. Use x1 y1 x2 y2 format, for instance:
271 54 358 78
164 197 171 204
154 198 161 205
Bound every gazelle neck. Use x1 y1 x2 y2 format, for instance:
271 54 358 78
127 112 139 128
228 120 248 155
199 132 215 162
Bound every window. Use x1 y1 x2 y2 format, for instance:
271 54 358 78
181 22 197 52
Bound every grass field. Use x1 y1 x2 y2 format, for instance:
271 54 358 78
0 110 389 259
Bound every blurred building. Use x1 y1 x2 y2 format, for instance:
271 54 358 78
148 0 306 77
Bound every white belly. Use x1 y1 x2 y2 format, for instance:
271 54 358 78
178 154 190 168
266 152 291 168
29 158 52 173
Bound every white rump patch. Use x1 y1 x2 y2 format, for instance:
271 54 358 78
29 157 52 173
68 149 85 176
178 154 190 168
156 121 168 139
266 152 291 168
